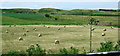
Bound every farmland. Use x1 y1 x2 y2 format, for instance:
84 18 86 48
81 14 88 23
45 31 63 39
2 8 118 26
2 25 118 54
1 8 119 54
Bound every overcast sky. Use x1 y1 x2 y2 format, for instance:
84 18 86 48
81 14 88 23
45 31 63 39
0 0 119 2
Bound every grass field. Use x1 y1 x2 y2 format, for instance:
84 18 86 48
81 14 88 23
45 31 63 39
2 25 118 54
2 13 118 26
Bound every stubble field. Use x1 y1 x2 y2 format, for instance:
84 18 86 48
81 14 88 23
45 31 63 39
2 25 118 54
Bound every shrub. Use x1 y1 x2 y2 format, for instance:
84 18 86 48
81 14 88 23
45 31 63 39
97 41 117 52
54 18 58 20
7 51 25 56
45 14 50 17
114 40 120 51
59 46 79 54
26 44 46 56
114 44 119 51
117 40 120 45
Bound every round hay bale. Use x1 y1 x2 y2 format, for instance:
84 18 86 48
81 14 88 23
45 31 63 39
26 30 29 32
103 28 107 31
38 34 42 37
34 29 37 31
102 33 105 36
55 40 59 44
64 26 66 28
33 28 36 30
23 33 26 36
47 26 50 28
23 28 25 30
29 44 35 47
19 37 23 41
6 30 8 33
111 27 114 29
9 25 11 27
91 27 95 31
58 28 60 30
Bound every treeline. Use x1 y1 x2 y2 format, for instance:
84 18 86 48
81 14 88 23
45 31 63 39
99 9 118 12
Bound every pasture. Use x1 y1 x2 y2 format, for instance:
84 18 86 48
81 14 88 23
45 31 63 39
2 11 118 26
2 25 118 54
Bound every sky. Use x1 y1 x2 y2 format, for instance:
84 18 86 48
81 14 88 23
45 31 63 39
0 0 119 10
0 0 119 2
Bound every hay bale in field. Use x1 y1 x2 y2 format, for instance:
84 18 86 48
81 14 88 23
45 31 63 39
43 25 45 27
19 37 23 41
29 44 35 47
33 28 36 30
55 40 59 44
103 28 107 31
34 29 37 31
5 30 8 33
102 33 105 36
64 26 66 28
23 33 26 36
91 27 95 31
111 27 114 29
33 28 37 31
26 30 29 32
58 28 60 30
38 34 42 37
23 28 25 30
9 25 11 27
47 26 50 28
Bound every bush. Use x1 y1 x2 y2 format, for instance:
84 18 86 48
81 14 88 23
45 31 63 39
7 51 25 56
26 44 46 56
45 14 50 17
59 46 79 54
97 41 119 52
54 18 58 20
117 40 120 45
114 40 120 51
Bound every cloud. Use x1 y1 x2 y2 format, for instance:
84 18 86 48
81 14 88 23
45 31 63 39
0 0 119 2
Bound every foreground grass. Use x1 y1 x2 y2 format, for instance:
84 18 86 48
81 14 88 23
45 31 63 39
2 25 118 54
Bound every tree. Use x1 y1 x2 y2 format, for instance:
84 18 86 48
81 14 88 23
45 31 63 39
54 18 58 20
89 18 100 52
45 14 50 17
89 18 100 25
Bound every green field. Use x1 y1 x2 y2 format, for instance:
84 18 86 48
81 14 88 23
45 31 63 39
2 8 118 26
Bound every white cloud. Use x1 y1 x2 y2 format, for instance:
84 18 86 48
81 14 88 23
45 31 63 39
0 0 119 2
